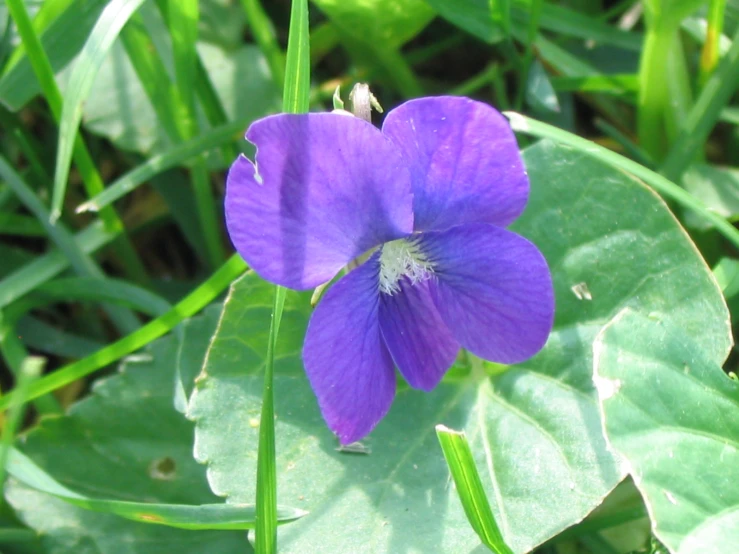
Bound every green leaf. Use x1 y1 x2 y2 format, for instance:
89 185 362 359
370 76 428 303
683 165 739 230
424 0 641 48
7 448 305 530
311 0 434 49
506 112 739 251
189 141 731 552
78 38 278 155
525 59 560 113
422 0 506 43
174 303 223 412
594 309 739 554
5 327 303 553
643 0 707 29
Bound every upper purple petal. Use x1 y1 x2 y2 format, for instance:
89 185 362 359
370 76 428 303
302 254 396 444
225 113 414 290
418 223 554 364
379 277 460 391
382 96 529 232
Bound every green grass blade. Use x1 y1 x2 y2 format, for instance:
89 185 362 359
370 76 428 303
0 213 45 237
720 106 739 125
594 118 654 168
698 0 726 87
119 13 186 142
535 2 642 51
0 357 44 485
6 448 306 530
506 112 739 252
254 1 310 552
5 277 172 326
4 0 62 114
551 74 638 95
240 0 286 91
2 0 75 72
167 0 199 120
255 286 286 554
282 0 311 115
121 6 225 268
436 425 513 554
52 0 147 221
0 319 60 416
18 317 104 359
0 254 248 412
0 156 140 334
77 118 250 213
0 221 115 309
660 25 739 182
5 0 147 284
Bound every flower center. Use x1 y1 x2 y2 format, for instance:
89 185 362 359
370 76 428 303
379 238 434 295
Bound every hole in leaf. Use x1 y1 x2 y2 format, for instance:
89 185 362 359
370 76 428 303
149 456 177 480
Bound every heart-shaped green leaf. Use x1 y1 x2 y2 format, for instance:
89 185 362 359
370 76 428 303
5 330 298 553
189 140 730 552
594 309 738 554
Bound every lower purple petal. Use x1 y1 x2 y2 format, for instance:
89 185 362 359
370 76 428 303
302 254 396 444
379 277 459 391
418 223 554 364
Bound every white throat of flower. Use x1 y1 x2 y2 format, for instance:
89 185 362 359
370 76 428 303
379 238 434 295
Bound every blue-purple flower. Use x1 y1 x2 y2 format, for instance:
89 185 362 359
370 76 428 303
225 96 554 444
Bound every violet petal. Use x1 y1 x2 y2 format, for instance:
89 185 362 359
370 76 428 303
418 223 554 364
382 96 528 232
379 277 459 391
226 113 414 290
302 254 396 444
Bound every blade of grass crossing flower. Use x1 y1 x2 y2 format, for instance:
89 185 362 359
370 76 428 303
505 112 739 252
77 117 251 213
436 426 514 554
0 254 248 412
660 25 739 182
240 0 286 92
0 357 44 485
52 0 148 221
6 448 306 530
4 0 148 285
253 2 310 552
282 0 311 114
255 286 286 554
0 156 140 335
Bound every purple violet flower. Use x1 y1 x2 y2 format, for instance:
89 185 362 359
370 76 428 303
225 96 554 444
